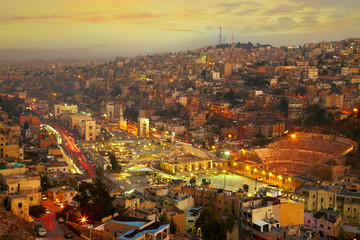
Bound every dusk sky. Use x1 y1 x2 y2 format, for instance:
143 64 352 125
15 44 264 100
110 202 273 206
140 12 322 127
1 0 359 59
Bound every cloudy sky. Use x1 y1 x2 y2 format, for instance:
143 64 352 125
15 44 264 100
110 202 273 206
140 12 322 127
1 0 359 58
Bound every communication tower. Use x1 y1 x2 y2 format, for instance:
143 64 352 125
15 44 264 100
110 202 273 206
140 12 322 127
218 27 222 45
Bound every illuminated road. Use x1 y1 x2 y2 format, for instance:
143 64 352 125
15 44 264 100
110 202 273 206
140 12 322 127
40 200 81 240
44 123 96 178
39 200 65 240
43 123 121 191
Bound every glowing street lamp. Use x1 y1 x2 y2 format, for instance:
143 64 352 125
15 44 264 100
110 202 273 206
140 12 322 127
81 216 87 225
291 134 296 139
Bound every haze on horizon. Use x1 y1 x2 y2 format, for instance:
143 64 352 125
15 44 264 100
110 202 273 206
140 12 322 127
1 0 359 60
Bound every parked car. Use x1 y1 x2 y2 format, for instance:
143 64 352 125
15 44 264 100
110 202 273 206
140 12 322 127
58 217 65 223
34 223 47 237
41 195 47 200
54 200 63 207
36 228 47 237
45 209 50 214
64 231 73 239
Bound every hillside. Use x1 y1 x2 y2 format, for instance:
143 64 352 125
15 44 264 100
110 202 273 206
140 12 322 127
0 209 35 240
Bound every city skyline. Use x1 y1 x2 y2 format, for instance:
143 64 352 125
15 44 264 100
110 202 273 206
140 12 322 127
1 0 360 59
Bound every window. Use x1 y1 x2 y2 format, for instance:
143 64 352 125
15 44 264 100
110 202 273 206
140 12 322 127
307 220 310 223
321 198 323 203
327 227 331 230
30 197 33 201
320 224 324 228
329 197 332 201
313 195 315 198
18 203 22 208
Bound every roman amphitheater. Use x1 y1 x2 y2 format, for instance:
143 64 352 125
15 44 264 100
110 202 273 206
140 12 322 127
255 132 356 176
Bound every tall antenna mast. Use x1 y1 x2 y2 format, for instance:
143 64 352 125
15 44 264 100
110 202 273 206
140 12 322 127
232 33 234 43
218 27 222 45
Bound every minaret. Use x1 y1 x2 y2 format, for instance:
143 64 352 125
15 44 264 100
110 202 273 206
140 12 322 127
119 104 124 128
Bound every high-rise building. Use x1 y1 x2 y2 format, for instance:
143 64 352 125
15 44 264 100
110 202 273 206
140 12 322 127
78 120 99 141
138 118 149 138
106 102 115 120
220 63 232 77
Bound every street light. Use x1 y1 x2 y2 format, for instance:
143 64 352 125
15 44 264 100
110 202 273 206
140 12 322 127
81 216 87 225
197 227 202 240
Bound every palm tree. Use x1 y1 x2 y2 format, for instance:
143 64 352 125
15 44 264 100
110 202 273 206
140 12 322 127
190 177 196 185
243 184 249 193
96 167 103 178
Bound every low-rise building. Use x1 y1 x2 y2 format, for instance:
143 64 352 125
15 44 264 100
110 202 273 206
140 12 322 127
103 215 170 240
45 162 70 173
47 186 77 204
304 209 343 237
0 167 41 218
160 156 212 174
294 182 360 225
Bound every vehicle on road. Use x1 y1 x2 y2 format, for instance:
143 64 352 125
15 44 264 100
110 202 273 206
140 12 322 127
45 209 50 214
54 200 63 207
64 231 73 238
57 217 65 223
41 195 47 200
34 223 47 237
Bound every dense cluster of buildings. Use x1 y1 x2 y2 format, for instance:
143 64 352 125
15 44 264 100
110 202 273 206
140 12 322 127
0 38 359 239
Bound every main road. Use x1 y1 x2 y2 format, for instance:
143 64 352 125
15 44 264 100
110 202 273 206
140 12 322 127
43 123 120 191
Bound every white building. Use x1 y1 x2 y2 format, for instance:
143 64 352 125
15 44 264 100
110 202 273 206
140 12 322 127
78 120 99 141
54 104 78 119
69 114 93 129
138 118 149 138
46 163 70 173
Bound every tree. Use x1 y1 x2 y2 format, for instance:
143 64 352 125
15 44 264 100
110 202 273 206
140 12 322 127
196 207 228 240
40 176 53 191
29 205 46 219
23 121 29 130
109 152 118 171
190 177 196 185
225 216 235 233
96 167 103 178
243 184 249 193
67 177 78 187
73 178 115 221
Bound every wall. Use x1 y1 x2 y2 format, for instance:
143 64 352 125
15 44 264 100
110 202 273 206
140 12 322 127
280 202 304 226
